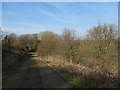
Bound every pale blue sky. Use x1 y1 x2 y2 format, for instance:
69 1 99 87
2 2 118 38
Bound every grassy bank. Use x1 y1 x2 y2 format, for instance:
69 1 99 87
25 57 42 87
39 55 118 88
27 57 40 72
51 64 89 88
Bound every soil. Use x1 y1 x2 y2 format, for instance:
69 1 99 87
3 53 69 88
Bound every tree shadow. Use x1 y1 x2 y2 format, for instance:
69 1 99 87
2 54 70 88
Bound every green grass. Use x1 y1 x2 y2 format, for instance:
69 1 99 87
62 74 88 88
52 64 68 73
44 60 50 63
29 58 37 65
51 64 89 88
26 57 41 82
28 57 40 72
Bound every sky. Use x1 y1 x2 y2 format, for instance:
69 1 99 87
2 2 118 38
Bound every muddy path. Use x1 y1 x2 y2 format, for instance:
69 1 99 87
3 53 69 88
35 58 70 88
3 55 42 88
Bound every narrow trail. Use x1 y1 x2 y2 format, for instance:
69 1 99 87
3 54 70 88
3 55 42 88
35 58 70 88
3 59 30 88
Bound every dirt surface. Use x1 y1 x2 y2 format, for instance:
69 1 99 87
35 59 70 88
3 54 70 88
3 58 42 88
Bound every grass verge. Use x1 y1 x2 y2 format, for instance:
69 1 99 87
51 64 89 88
25 57 42 87
44 60 50 63
28 57 40 72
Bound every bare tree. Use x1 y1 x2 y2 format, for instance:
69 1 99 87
37 31 56 55
87 24 118 58
60 28 79 63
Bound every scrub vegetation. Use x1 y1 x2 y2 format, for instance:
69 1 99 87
2 23 118 88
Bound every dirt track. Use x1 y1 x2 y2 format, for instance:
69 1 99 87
35 58 69 88
3 54 69 88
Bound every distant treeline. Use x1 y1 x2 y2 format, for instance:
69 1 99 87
2 23 118 70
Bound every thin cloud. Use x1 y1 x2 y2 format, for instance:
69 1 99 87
2 2 117 37
37 7 72 24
